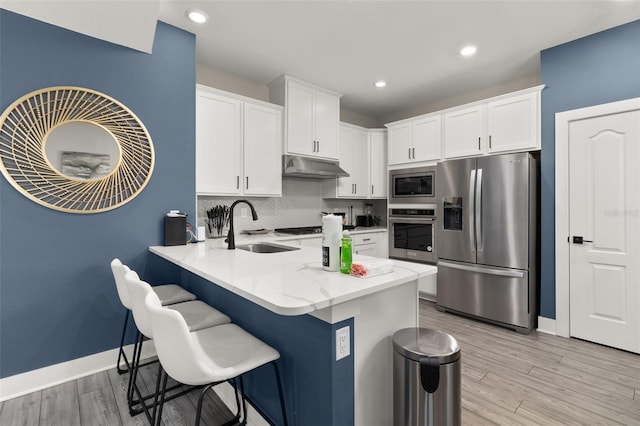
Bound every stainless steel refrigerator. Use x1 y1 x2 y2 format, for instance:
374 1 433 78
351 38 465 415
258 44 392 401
436 152 538 333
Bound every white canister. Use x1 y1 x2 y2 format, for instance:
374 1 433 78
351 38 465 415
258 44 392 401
322 214 343 271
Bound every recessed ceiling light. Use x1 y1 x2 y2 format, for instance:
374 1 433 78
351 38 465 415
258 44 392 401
460 45 477 57
374 81 387 88
186 9 208 24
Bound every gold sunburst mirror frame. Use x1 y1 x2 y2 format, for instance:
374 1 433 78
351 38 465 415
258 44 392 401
0 86 154 213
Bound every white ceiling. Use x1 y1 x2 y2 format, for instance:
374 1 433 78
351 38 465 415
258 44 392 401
3 1 639 120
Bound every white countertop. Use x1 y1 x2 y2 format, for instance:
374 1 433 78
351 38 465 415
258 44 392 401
149 235 435 316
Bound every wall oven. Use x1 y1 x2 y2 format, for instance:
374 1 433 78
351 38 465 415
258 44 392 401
389 166 437 204
388 207 437 264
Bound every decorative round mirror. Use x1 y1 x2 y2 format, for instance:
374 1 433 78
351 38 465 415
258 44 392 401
0 86 154 213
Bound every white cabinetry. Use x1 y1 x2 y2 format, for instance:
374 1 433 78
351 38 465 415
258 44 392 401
337 124 368 197
443 86 543 159
443 105 483 158
486 91 539 154
324 124 387 199
353 233 377 256
387 114 441 165
196 86 282 197
269 75 341 160
368 130 387 198
352 230 388 258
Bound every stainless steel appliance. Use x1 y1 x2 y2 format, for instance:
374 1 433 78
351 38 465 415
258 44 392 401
389 207 437 264
389 166 437 204
436 152 537 333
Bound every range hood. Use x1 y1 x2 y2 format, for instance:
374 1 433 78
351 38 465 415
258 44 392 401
282 155 349 179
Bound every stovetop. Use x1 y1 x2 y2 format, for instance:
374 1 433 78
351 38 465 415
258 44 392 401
274 225 356 235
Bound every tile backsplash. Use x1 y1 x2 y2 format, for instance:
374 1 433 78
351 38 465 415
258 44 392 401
197 177 386 235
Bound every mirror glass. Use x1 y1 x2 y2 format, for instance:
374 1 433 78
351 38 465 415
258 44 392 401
44 121 120 180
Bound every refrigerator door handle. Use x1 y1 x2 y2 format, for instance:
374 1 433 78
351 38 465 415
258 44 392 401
476 168 483 252
469 169 476 253
438 261 525 278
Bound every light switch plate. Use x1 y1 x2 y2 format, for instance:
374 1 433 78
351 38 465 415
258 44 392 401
336 326 350 360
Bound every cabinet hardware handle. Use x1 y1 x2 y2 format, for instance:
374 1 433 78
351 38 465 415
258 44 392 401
236 176 240 189
246 176 249 189
478 137 481 150
362 238 371 242
412 147 415 159
489 135 492 149
371 185 374 194
317 140 320 152
408 148 411 159
355 183 357 193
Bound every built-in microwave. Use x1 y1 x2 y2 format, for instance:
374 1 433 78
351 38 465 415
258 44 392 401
389 166 436 204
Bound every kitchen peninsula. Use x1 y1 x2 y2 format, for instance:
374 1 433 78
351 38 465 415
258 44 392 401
149 237 436 426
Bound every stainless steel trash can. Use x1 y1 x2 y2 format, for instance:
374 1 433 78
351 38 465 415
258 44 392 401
393 327 461 426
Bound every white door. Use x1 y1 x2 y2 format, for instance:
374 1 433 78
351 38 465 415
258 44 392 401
568 106 640 353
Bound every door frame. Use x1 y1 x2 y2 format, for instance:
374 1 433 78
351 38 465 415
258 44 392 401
555 97 640 337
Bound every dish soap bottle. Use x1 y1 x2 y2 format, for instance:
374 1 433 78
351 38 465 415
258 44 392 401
340 230 352 274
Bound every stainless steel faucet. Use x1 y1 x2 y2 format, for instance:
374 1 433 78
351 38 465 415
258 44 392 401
226 199 258 249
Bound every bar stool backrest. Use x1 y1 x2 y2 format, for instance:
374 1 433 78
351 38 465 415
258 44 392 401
111 258 133 309
125 270 161 340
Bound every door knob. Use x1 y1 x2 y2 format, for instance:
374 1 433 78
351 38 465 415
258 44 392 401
572 236 593 244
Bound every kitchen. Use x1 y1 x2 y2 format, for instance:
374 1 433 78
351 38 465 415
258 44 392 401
1 2 639 426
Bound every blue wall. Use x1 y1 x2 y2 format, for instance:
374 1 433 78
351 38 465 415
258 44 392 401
539 20 640 319
0 10 196 377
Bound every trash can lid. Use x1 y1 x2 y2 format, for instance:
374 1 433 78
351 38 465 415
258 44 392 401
392 327 460 364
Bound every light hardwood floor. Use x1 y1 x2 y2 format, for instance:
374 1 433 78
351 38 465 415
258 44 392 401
1 300 639 425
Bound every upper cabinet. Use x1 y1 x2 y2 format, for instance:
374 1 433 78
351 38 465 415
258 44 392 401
269 75 341 160
368 130 387 198
324 123 387 199
336 124 368 197
385 85 544 164
443 105 483 158
387 113 442 165
443 86 543 159
196 85 283 197
485 91 540 154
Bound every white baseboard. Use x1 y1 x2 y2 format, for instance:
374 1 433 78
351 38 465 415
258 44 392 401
537 316 557 335
0 343 156 402
0 345 269 425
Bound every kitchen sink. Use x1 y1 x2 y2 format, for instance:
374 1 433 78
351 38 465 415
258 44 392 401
236 242 300 254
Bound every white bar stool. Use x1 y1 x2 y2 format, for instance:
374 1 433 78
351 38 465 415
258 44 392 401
144 286 288 426
123 270 232 421
111 258 197 375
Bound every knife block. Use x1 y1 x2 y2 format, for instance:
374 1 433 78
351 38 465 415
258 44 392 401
164 216 186 246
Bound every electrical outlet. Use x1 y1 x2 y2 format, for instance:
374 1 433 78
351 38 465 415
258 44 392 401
240 207 247 217
335 326 350 361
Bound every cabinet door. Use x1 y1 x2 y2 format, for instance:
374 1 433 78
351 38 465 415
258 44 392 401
387 123 411 165
196 91 242 195
444 105 484 159
243 103 282 196
369 131 387 198
314 90 340 159
337 126 354 197
286 81 315 156
352 128 369 197
486 92 538 153
354 245 377 256
412 115 442 162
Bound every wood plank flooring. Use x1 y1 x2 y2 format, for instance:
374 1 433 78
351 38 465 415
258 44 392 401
1 300 639 425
